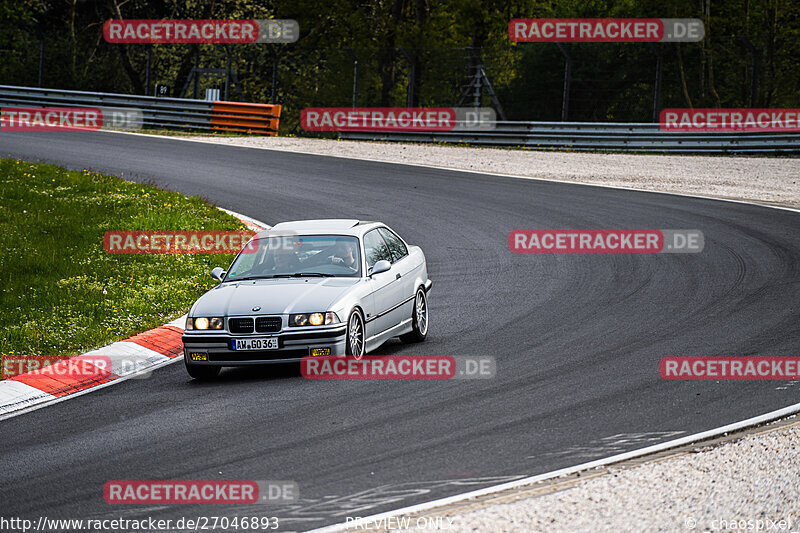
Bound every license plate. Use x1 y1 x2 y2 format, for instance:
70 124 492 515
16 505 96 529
231 338 279 351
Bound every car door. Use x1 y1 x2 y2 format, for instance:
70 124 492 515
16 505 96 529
363 229 404 337
378 227 417 326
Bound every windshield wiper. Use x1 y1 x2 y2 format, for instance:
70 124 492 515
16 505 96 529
229 273 336 281
280 272 336 277
226 275 289 282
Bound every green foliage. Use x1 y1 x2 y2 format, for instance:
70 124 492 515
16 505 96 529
0 159 246 357
0 0 798 126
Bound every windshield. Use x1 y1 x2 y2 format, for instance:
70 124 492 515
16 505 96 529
225 235 361 280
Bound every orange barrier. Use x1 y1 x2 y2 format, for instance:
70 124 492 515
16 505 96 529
211 101 281 135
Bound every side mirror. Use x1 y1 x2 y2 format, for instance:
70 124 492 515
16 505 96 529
369 260 391 276
210 267 227 281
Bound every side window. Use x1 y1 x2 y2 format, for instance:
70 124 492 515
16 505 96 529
363 230 392 268
378 228 408 263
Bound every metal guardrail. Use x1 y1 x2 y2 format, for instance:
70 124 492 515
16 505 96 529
0 85 280 135
340 121 800 153
210 101 280 134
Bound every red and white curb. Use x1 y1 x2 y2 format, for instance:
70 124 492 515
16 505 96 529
0 210 269 421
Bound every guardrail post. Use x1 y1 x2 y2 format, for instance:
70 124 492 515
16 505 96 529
649 43 663 123
556 44 571 121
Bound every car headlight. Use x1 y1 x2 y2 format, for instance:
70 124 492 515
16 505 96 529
188 317 224 330
290 312 340 327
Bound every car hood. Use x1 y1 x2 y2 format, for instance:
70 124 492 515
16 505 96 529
191 278 361 316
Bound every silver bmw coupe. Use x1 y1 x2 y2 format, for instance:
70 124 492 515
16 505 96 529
182 219 432 379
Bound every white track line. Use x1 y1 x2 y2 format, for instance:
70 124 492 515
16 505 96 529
308 402 800 533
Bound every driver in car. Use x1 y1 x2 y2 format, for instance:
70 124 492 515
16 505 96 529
330 239 358 271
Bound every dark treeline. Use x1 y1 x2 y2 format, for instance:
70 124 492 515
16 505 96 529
1 0 798 131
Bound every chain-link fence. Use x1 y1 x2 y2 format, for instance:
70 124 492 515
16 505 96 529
2 33 795 134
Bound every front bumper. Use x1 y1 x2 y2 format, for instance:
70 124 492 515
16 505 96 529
182 325 347 365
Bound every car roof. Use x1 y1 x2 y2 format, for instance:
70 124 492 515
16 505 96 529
271 219 359 231
258 219 382 238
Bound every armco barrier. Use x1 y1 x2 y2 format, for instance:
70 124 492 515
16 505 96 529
211 101 280 134
0 85 280 135
340 121 800 153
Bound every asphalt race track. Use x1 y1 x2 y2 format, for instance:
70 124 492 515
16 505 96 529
1 130 799 530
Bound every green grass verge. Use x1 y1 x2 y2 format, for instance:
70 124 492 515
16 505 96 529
0 159 248 360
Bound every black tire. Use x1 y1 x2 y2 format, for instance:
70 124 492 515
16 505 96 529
401 288 429 343
185 359 221 380
346 309 366 357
